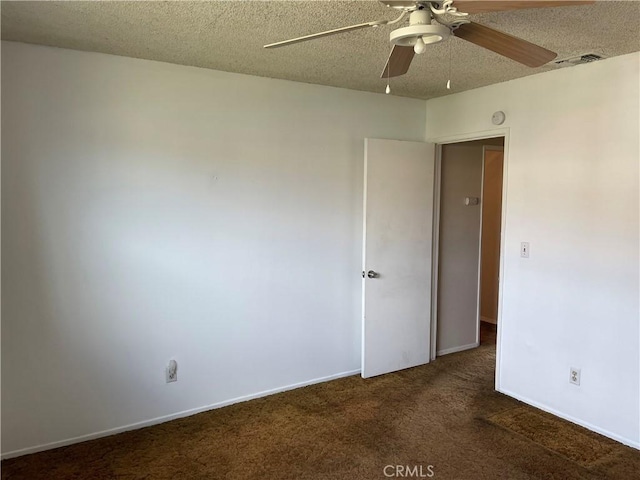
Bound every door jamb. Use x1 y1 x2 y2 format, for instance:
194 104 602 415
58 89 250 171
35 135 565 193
478 145 504 344
428 128 509 393
429 143 443 362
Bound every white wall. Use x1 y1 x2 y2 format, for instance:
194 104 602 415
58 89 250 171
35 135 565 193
1 41 427 457
427 52 640 448
437 144 483 355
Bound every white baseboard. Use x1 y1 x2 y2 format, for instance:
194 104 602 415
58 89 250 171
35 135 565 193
437 342 479 357
1 368 361 460
480 316 497 324
498 387 640 450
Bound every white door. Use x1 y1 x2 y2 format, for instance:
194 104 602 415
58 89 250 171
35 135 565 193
362 138 435 378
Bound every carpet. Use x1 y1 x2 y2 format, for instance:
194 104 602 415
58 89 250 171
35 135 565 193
487 406 620 468
3 337 638 480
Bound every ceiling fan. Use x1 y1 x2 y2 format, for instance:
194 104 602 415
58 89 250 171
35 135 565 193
264 1 594 78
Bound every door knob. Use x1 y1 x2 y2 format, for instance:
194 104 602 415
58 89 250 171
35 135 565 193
367 270 378 279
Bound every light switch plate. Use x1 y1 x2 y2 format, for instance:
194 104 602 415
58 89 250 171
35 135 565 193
521 242 530 258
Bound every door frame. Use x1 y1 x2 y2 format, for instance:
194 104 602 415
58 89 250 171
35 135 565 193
480 145 505 330
428 128 510 392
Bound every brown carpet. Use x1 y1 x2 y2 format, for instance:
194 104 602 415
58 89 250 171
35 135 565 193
487 407 620 468
3 334 638 480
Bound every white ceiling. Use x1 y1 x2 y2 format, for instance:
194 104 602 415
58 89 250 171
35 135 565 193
2 1 639 99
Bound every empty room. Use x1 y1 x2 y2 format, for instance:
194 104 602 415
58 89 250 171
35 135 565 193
1 1 639 479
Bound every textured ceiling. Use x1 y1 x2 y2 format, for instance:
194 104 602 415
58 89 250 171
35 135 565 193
2 1 639 99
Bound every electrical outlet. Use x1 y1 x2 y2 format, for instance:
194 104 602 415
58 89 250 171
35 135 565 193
166 359 178 383
569 367 580 386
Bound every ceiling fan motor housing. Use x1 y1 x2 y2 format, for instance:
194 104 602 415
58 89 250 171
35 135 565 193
390 10 450 48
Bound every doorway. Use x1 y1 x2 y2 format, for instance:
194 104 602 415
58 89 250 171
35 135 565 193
361 136 506 380
433 137 505 360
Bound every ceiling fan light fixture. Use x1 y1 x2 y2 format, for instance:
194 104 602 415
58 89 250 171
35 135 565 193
390 23 450 50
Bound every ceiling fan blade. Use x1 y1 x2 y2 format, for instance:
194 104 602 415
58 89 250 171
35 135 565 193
453 1 594 14
455 22 557 67
381 45 415 78
264 21 385 49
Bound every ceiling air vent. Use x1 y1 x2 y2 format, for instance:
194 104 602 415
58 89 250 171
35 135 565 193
554 53 606 67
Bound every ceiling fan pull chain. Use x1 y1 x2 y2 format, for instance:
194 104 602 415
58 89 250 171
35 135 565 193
386 45 393 94
447 37 452 90
386 50 392 94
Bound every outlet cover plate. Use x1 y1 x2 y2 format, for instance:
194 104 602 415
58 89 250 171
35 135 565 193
166 359 178 383
570 367 580 386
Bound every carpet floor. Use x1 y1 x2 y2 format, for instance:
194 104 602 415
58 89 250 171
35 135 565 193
3 330 638 479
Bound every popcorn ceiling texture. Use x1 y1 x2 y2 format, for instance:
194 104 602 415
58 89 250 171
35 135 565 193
1 0 639 99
